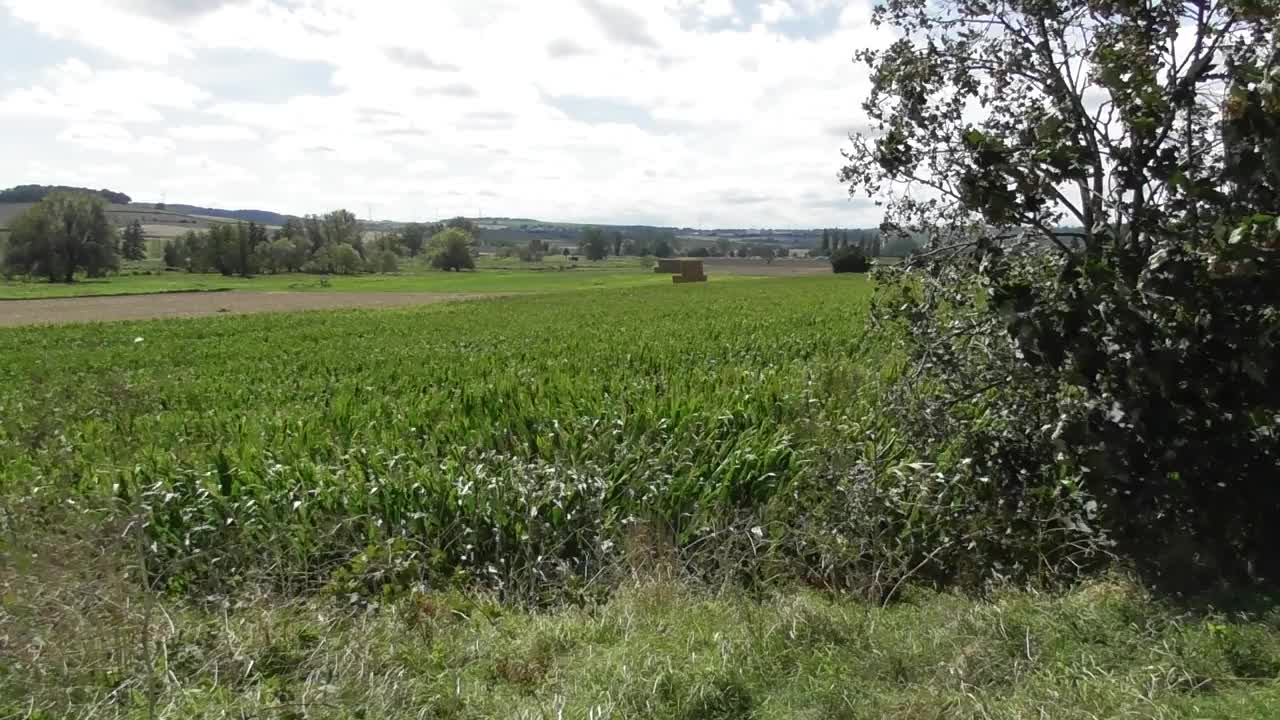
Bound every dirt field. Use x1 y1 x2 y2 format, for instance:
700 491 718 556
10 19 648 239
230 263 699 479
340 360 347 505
0 291 497 328
701 258 830 276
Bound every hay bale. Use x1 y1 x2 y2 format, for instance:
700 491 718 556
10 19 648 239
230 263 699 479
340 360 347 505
671 259 706 283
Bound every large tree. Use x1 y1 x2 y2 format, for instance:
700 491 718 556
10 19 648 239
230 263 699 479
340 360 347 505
3 192 119 282
305 209 362 256
428 227 475 271
845 0 1280 585
579 227 609 261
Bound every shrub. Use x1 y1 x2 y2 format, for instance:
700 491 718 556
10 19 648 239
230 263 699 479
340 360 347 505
830 247 870 274
428 228 475 272
373 249 400 273
840 0 1280 591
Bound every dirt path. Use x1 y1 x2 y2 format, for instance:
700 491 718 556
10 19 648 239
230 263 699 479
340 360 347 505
0 291 499 327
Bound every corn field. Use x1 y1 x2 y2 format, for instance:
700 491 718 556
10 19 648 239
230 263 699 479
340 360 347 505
0 278 891 599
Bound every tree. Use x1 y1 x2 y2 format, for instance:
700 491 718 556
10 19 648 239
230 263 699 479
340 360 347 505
162 239 184 269
400 223 431 257
0 184 130 204
524 236 545 261
653 237 674 258
163 231 201 271
612 231 624 256
820 228 830 254
121 220 147 260
428 228 475 271
372 249 400 273
369 232 405 257
254 238 302 274
562 248 570 257
579 227 609 261
845 0 1280 587
305 210 361 256
830 246 869 273
2 192 119 282
304 243 363 274
445 217 477 235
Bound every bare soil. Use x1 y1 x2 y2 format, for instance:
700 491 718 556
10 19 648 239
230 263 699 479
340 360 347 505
700 258 831 276
0 291 497 328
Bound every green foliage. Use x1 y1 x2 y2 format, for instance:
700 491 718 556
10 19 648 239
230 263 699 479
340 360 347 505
2 191 119 282
579 226 609 261
0 279 880 597
161 212 384 277
0 184 130 204
446 216 477 234
428 227 476 271
121 220 147 261
830 246 870 273
6 550 1279 720
165 223 268 276
253 237 307 274
846 0 1280 589
398 223 442 257
304 243 363 274
372 248 400 273
304 209 362 257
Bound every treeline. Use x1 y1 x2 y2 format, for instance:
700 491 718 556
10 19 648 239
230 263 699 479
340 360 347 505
162 211 480 276
574 227 680 260
2 191 483 283
817 228 881 256
0 184 131 205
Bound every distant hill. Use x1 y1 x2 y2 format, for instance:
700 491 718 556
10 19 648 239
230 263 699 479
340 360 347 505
161 204 294 226
0 184 131 204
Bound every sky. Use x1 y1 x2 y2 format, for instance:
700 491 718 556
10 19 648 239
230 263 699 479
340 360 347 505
0 0 890 228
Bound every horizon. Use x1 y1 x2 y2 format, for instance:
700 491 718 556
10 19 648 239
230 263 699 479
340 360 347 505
0 0 886 229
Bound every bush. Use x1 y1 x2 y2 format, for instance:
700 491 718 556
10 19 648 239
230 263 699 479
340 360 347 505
428 228 475 272
869 215 1280 591
372 249 400 273
303 244 363 275
830 247 870 274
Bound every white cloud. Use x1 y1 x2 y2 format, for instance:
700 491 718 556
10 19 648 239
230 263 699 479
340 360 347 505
760 1 796 23
58 122 178 155
0 59 210 123
169 124 259 142
0 0 890 227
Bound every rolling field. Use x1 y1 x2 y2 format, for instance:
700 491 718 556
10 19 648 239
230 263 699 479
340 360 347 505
0 255 786 302
0 265 678 301
3 276 1277 718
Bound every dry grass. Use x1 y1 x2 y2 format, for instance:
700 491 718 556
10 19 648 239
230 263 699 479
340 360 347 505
5 520 1278 720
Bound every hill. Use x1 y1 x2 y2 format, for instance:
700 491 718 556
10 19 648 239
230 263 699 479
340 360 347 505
0 184 131 204
160 204 294 226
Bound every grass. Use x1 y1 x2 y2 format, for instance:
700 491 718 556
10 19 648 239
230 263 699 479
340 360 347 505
5 551 1278 720
2 276 1277 717
0 263 680 299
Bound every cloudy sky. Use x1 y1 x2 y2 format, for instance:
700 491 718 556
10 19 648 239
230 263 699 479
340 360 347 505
0 0 888 228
